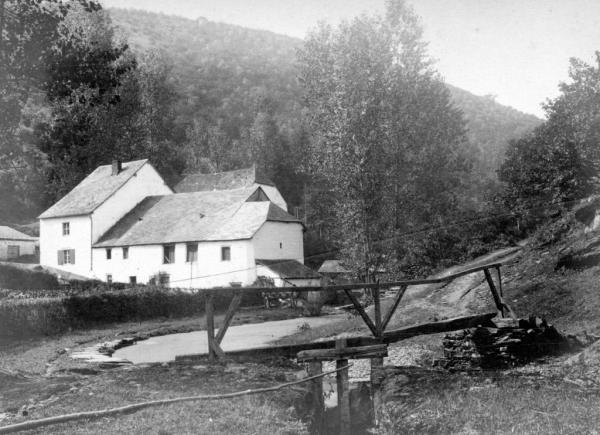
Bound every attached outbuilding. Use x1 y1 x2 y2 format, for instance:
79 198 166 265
0 226 38 260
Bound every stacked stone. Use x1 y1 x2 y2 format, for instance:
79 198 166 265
437 317 579 370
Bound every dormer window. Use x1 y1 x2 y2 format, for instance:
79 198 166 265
62 222 70 236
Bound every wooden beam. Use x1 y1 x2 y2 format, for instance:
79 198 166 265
205 294 216 362
306 361 324 433
215 294 243 345
344 289 378 337
483 268 516 319
177 312 498 361
370 355 384 427
336 339 350 435
209 338 226 360
183 263 505 295
297 344 388 362
373 282 382 337
381 285 407 332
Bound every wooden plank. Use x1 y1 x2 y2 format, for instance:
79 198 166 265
336 339 350 435
183 262 505 295
205 294 216 362
176 312 498 361
296 344 388 362
373 283 382 337
370 356 384 426
381 285 407 332
344 289 378 337
307 361 324 433
215 294 243 345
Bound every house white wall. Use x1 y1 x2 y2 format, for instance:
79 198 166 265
0 239 37 260
260 185 287 211
253 222 304 262
40 215 93 277
91 164 172 242
92 239 256 288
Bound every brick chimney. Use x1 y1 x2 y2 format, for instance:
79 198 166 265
111 160 122 176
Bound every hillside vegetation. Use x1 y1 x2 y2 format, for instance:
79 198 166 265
108 8 540 179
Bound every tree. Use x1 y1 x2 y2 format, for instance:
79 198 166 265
499 54 600 227
298 0 470 279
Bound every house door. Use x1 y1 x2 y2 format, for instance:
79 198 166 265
7 245 20 259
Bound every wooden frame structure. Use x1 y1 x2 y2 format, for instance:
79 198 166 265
199 262 515 361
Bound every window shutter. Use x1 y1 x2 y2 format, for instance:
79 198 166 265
57 250 64 265
70 249 75 264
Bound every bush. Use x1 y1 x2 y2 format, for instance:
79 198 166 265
0 264 59 290
0 286 242 339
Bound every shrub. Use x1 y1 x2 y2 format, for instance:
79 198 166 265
0 264 59 290
0 286 243 339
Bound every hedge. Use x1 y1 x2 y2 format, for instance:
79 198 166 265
0 286 263 340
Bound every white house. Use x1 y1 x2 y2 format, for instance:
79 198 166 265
39 160 313 288
39 160 173 277
0 226 38 260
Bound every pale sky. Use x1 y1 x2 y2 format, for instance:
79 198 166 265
101 0 600 118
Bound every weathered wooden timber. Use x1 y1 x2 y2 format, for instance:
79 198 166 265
177 312 497 362
188 263 504 296
297 344 388 362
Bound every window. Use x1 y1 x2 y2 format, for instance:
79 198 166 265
106 248 112 260
106 274 112 284
186 243 198 262
62 222 70 236
129 276 137 285
163 245 175 264
221 246 231 261
279 242 283 249
57 249 75 265
123 247 129 259
7 245 19 259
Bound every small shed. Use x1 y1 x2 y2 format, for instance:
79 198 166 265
256 259 321 287
0 226 38 260
318 259 351 284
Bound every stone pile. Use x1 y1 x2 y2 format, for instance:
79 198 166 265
436 317 582 370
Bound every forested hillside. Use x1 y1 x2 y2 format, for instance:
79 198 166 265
108 8 540 185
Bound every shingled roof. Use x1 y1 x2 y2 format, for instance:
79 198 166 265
94 187 302 247
174 165 274 193
0 226 37 241
39 160 149 219
256 259 321 279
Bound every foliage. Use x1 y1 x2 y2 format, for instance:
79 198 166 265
0 286 239 339
499 54 600 232
0 264 59 290
298 0 472 278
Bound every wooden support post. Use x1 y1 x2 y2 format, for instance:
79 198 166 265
344 289 378 337
483 268 504 317
215 293 243 345
370 355 384 427
307 361 324 433
373 281 382 338
495 266 503 298
484 268 516 319
381 285 407 332
206 293 216 362
336 339 350 435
